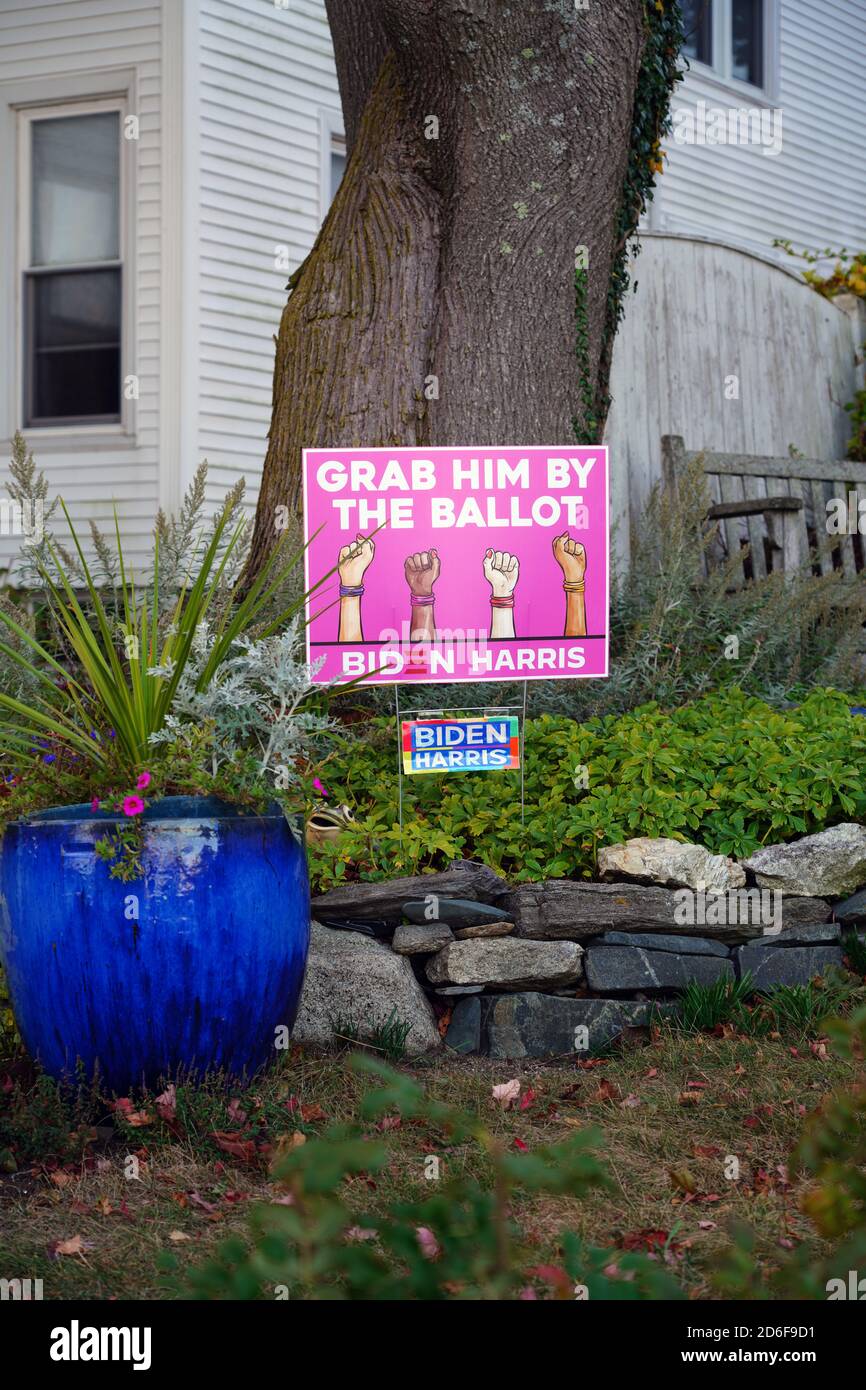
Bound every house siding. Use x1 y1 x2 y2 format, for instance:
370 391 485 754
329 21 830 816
193 0 341 511
0 0 164 576
656 0 866 255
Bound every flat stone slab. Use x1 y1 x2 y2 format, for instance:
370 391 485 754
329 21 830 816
293 922 440 1055
444 996 482 1054
584 945 733 995
596 931 730 958
403 897 512 927
453 920 515 940
434 984 484 995
311 860 508 922
481 994 659 1059
599 837 745 891
742 824 866 898
505 881 830 943
391 922 454 955
753 922 841 946
426 938 584 990
735 942 845 991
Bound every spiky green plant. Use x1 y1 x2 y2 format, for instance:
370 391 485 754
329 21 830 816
0 491 337 779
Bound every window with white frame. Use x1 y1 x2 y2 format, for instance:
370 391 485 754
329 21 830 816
319 109 346 220
19 101 123 428
681 0 770 92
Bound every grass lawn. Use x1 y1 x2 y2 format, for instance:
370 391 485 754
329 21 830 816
0 1023 856 1300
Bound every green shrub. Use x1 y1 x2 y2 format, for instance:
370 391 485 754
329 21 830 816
310 686 866 886
353 452 866 723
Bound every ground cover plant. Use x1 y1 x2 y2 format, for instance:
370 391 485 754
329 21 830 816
310 685 866 886
1 995 865 1301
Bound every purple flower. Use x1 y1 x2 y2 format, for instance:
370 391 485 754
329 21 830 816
42 754 56 764
91 797 100 813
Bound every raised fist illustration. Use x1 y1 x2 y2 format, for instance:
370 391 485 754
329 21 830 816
338 533 375 587
404 549 440 597
552 532 587 583
483 548 519 597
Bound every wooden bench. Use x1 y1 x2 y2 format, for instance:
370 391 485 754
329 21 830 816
661 435 866 584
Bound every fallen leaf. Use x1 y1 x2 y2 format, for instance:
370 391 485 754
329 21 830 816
50 1171 75 1188
692 1143 722 1159
678 1091 701 1106
518 1087 538 1112
698 1220 717 1230
492 1079 521 1110
226 1098 247 1125
668 1166 698 1194
155 1084 177 1122
513 1137 528 1152
300 1103 327 1123
51 1234 93 1257
416 1226 440 1260
169 1230 191 1243
209 1131 258 1164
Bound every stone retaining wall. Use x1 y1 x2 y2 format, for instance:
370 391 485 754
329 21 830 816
295 828 866 1059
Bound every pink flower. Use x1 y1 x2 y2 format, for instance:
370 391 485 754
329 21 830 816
136 771 151 791
122 795 145 817
90 797 100 813
415 1227 440 1261
312 776 328 798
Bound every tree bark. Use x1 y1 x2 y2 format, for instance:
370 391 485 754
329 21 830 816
248 0 647 577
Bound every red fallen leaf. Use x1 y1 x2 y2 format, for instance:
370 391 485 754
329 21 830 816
111 1098 152 1127
376 1116 402 1132
117 1199 134 1222
692 1143 723 1159
226 1098 247 1125
743 1115 760 1128
686 1080 708 1089
70 1200 90 1215
810 1040 829 1060
591 1080 621 1103
644 1068 659 1079
789 1046 800 1057
519 1087 538 1111
172 1191 189 1209
285 1095 301 1112
300 1103 327 1123
778 1237 797 1250
734 1063 747 1075
619 1228 675 1253
526 1264 572 1292
209 1131 258 1164
187 1191 220 1214
574 1058 607 1070
513 1137 528 1152
223 1190 247 1204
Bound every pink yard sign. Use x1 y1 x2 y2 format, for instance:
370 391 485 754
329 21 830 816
302 446 609 686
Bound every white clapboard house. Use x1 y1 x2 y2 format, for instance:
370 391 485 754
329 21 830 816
0 0 864 576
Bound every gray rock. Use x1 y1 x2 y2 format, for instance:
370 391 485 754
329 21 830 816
444 997 482 1054
453 920 515 940
584 944 733 995
403 897 512 927
293 921 440 1055
753 922 841 946
742 824 866 898
597 931 729 958
311 860 508 922
506 880 830 944
834 888 866 925
506 881 684 940
735 941 845 991
598 837 745 891
426 938 584 990
481 994 658 1059
391 922 454 955
434 985 485 995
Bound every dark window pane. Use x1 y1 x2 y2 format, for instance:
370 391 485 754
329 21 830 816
732 0 764 86
681 0 712 64
329 147 346 203
27 269 121 423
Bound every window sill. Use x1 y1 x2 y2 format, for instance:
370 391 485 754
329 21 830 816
681 58 777 108
3 427 138 454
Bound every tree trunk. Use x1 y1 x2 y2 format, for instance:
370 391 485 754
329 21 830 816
248 0 648 577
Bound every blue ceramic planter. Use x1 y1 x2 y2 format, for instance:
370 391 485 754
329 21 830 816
0 797 310 1091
